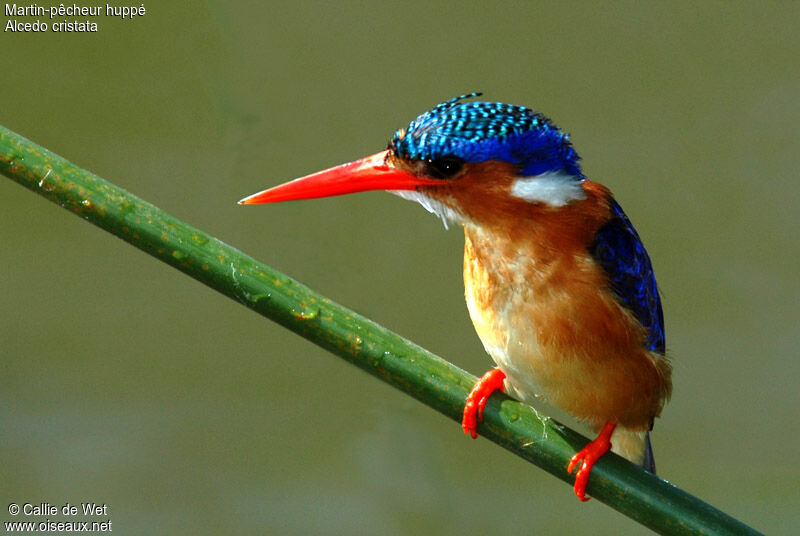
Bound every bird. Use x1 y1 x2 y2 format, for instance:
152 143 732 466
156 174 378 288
239 93 672 501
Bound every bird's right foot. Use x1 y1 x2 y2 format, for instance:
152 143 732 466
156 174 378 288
567 421 617 501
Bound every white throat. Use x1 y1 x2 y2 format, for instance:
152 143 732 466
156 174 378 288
389 190 464 229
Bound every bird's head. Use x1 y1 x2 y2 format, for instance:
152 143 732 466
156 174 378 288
239 93 588 228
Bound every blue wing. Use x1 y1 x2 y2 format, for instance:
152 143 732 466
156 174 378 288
589 198 665 354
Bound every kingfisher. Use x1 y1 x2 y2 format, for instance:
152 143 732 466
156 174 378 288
239 93 672 501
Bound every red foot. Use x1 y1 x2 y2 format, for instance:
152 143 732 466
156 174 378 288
567 421 616 501
462 368 506 438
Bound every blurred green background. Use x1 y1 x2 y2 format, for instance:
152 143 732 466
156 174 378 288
2 2 798 534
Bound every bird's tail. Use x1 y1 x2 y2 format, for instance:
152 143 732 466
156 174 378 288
642 430 656 474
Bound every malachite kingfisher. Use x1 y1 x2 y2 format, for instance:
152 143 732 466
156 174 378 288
239 93 672 501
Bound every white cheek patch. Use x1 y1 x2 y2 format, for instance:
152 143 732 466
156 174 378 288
510 172 586 206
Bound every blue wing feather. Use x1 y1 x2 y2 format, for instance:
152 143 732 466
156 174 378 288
589 198 665 354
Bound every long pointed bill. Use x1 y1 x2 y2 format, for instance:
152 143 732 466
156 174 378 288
238 150 440 205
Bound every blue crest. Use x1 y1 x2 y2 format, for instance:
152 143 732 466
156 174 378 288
391 93 583 177
590 199 665 354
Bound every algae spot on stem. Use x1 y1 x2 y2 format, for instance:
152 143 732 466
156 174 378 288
346 333 364 354
191 233 208 246
292 307 319 321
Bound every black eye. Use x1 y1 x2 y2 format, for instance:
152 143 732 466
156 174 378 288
424 155 464 179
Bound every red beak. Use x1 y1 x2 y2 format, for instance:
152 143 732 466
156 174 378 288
238 150 440 205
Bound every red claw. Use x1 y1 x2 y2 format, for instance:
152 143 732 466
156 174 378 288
567 421 616 501
462 368 506 438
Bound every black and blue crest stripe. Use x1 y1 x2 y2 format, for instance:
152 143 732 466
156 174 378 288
391 94 583 178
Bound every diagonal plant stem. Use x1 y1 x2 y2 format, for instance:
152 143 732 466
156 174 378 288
0 125 761 536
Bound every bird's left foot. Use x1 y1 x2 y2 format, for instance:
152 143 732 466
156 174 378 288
567 421 616 501
462 368 506 438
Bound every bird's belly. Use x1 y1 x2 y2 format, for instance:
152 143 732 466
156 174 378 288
466 291 664 428
464 292 546 405
463 229 669 429
465 287 568 410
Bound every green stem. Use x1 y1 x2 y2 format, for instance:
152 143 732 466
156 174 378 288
0 125 761 536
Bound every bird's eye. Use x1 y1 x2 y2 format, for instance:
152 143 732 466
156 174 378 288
424 155 465 179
